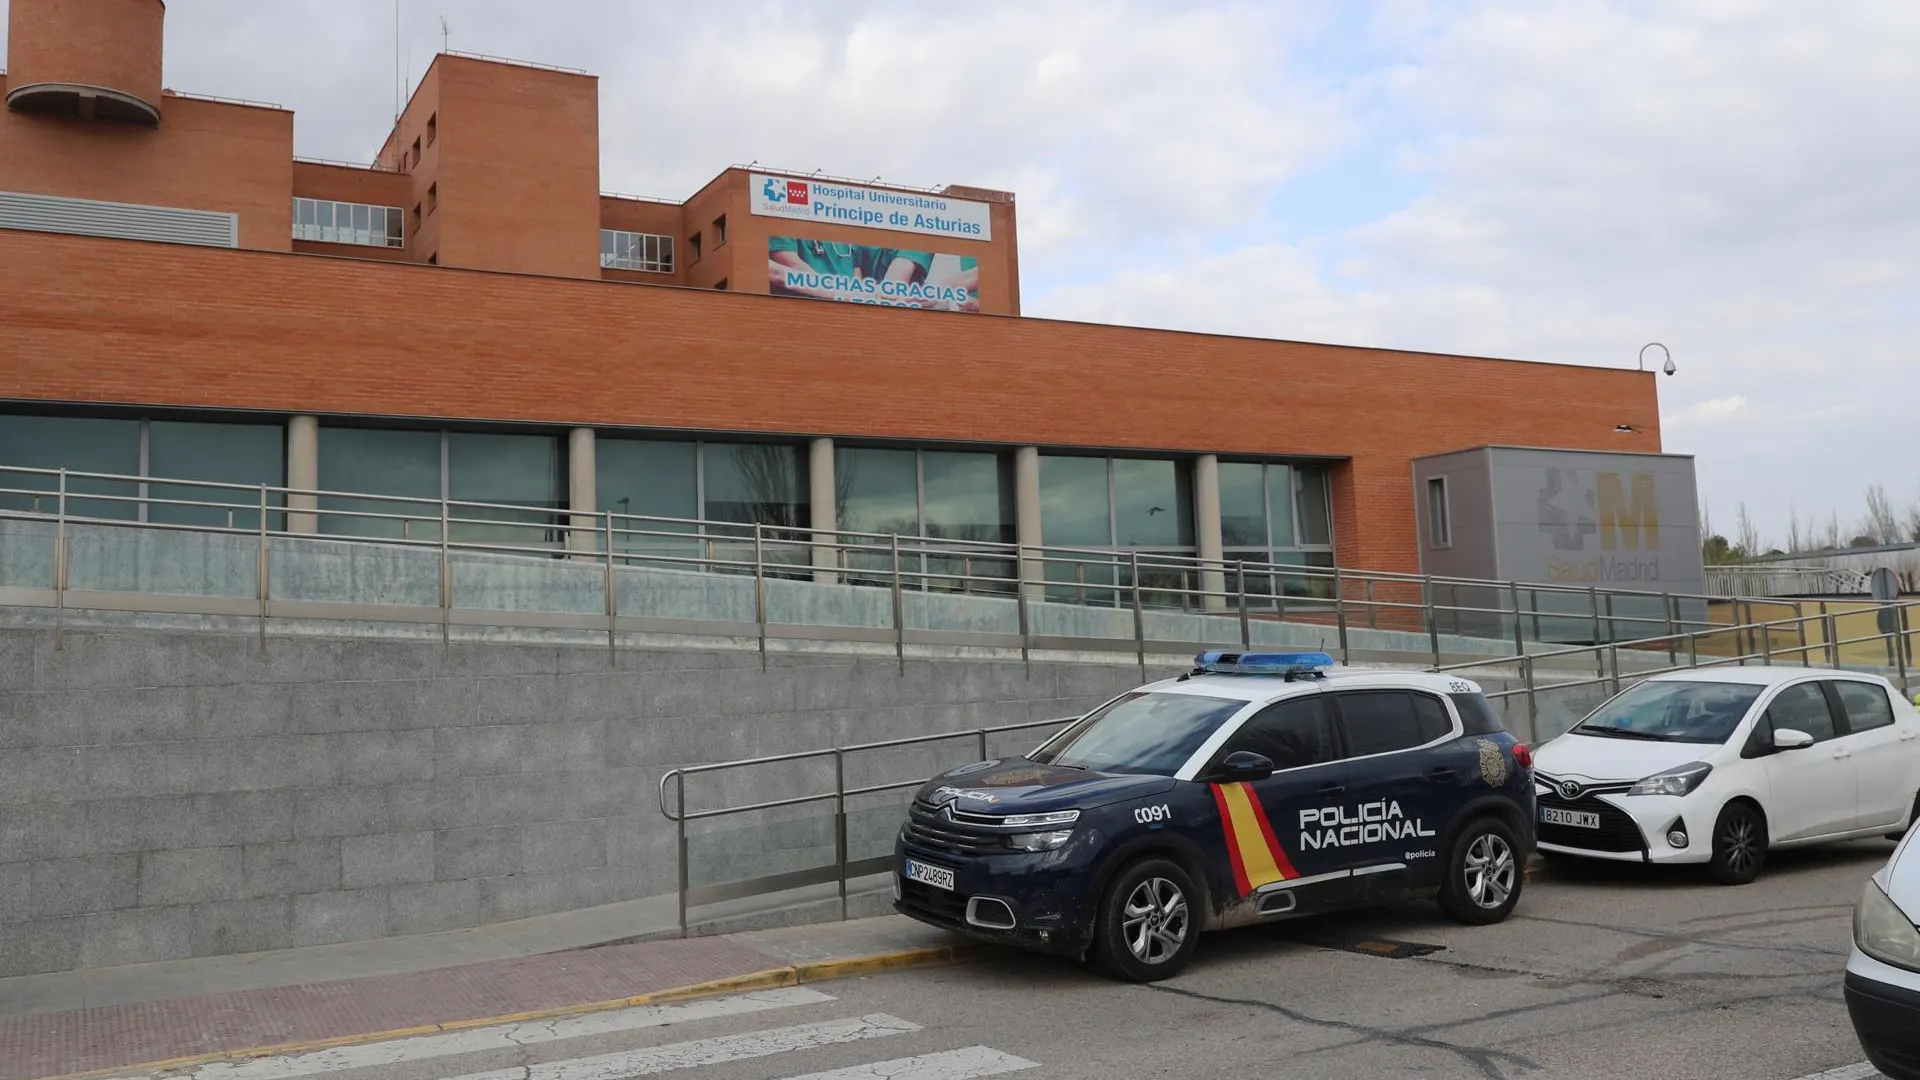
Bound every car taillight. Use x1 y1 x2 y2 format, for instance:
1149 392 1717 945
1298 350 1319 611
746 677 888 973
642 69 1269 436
1513 743 1532 770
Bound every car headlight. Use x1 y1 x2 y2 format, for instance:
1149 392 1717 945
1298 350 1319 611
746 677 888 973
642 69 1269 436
1625 762 1712 797
1856 877 1920 972
1007 829 1074 852
998 810 1080 828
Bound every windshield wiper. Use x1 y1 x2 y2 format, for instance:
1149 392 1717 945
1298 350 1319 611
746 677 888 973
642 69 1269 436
1575 725 1668 740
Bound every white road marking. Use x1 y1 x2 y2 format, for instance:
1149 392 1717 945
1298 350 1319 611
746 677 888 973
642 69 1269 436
1788 1064 1883 1080
158 988 836 1080
435 1014 922 1080
773 1046 1040 1080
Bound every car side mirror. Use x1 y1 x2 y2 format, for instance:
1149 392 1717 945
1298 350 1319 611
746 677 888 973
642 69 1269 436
1772 728 1815 751
1212 751 1276 782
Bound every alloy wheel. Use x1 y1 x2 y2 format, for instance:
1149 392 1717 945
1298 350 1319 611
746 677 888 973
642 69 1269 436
1464 832 1516 910
1121 876 1189 964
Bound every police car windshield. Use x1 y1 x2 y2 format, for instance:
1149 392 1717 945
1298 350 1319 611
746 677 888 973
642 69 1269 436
1574 680 1764 744
1033 691 1245 776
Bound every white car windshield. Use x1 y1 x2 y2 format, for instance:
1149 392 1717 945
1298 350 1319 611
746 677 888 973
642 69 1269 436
1033 692 1246 776
1573 680 1764 745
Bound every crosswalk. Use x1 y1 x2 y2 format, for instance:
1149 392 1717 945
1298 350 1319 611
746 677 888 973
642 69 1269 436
124 988 1038 1080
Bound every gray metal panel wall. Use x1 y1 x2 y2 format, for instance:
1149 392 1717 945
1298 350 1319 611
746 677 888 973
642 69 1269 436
1486 447 1705 595
0 189 239 248
1411 447 1500 581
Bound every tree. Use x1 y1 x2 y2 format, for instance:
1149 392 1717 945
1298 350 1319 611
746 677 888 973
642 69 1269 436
1735 502 1763 560
1863 484 1901 545
1785 503 1808 555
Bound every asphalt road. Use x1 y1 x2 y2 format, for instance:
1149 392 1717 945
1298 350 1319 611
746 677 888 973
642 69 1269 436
141 841 1894 1080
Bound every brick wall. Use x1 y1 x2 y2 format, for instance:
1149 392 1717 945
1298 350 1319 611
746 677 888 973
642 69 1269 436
0 228 1662 573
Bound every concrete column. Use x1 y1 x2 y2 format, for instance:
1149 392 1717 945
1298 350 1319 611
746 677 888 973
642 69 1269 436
1015 446 1043 600
286 415 318 534
809 436 839 583
567 427 597 555
1194 453 1226 612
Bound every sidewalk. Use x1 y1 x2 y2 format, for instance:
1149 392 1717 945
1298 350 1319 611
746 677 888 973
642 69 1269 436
0 912 972 1080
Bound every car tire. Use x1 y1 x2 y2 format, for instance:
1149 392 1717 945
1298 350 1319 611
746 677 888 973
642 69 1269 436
1438 816 1524 925
1708 802 1767 885
1090 857 1200 982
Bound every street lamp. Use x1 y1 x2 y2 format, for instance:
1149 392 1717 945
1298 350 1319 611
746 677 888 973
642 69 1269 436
1640 342 1677 376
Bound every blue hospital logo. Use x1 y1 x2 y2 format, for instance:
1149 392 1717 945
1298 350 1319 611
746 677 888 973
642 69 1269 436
762 177 784 203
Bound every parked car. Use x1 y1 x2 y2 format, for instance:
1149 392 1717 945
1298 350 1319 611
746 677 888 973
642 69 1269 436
1531 668 1920 884
1848 826 1920 1079
892 651 1536 981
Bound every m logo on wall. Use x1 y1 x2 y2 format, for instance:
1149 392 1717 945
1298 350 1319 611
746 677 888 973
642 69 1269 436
1539 469 1662 582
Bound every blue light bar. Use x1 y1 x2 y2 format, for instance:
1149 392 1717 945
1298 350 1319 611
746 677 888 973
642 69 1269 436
1193 650 1336 676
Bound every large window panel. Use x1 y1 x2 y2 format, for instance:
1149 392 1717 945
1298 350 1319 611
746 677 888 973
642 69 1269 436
317 427 442 540
1113 458 1192 548
447 432 561 547
1297 465 1333 547
0 415 141 519
148 421 285 529
1265 463 1296 548
1039 455 1111 547
1218 461 1267 548
922 451 1013 545
704 442 808 530
836 447 919 537
597 438 697 559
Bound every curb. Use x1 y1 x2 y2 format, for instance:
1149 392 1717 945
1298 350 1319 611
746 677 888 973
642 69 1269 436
31 943 979 1080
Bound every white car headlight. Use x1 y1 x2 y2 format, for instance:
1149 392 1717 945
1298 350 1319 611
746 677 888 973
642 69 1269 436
1856 877 1920 972
1625 762 1712 797
998 810 1080 828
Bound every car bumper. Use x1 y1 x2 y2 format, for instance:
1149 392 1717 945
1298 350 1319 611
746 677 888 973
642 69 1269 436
1534 790 1709 865
1847 947 1920 1080
892 836 1095 956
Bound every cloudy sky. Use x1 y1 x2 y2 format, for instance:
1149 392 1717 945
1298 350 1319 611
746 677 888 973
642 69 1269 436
6 1 1914 547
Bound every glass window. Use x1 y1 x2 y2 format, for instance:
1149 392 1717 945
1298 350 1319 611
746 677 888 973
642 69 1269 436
704 442 807 529
1338 691 1435 757
1297 466 1332 546
1766 683 1837 742
921 451 1013 545
317 427 442 540
599 230 675 272
1112 458 1192 548
1032 691 1246 776
1218 462 1266 548
1039 455 1111 547
447 432 561 547
1428 477 1451 548
1575 680 1766 745
1411 693 1455 742
1266 463 1296 548
293 198 405 248
1220 697 1336 771
0 415 141 519
1835 681 1896 733
836 447 918 537
148 421 285 529
597 438 697 559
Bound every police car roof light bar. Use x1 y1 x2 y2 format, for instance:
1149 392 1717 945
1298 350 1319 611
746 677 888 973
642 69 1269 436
1192 651 1336 680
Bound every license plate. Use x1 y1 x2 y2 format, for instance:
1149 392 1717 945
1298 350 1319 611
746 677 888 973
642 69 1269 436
1541 807 1601 829
903 858 955 891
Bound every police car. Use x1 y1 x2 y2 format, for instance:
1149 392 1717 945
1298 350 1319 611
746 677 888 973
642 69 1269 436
892 651 1537 981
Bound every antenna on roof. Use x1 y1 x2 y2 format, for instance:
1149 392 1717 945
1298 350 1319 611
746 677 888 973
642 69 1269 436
393 0 402 122
440 15 450 54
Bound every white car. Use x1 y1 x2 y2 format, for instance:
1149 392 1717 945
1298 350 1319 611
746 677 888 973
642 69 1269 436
1530 667 1920 884
1848 829 1920 1079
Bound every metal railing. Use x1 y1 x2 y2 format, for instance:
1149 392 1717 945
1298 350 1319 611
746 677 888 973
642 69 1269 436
1705 564 1873 598
652 599 1920 934
0 464 1768 671
655 717 1071 933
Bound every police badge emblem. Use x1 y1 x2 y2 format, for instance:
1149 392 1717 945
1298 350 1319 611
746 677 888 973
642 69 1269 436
1477 739 1509 787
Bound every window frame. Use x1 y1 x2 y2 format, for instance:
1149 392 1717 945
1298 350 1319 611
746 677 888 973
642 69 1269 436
1829 679 1897 735
1427 476 1452 549
599 229 676 273
1209 694 1342 775
292 197 407 249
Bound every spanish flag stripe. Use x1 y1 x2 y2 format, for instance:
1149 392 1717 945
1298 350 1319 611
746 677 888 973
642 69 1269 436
1217 782 1290 891
1210 782 1253 897
1240 786 1299 881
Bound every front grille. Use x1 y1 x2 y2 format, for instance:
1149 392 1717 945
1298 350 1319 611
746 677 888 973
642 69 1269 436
903 803 1005 856
1536 794 1646 853
899 878 967 928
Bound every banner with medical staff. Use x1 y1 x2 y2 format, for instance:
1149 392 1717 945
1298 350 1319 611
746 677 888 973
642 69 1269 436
768 237 980 313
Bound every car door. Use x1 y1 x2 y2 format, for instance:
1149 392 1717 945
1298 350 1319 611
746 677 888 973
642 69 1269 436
1828 679 1914 831
1319 690 1456 889
1751 680 1856 841
1202 693 1356 914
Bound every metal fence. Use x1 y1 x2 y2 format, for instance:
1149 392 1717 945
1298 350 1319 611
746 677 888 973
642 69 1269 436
0 464 1762 671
